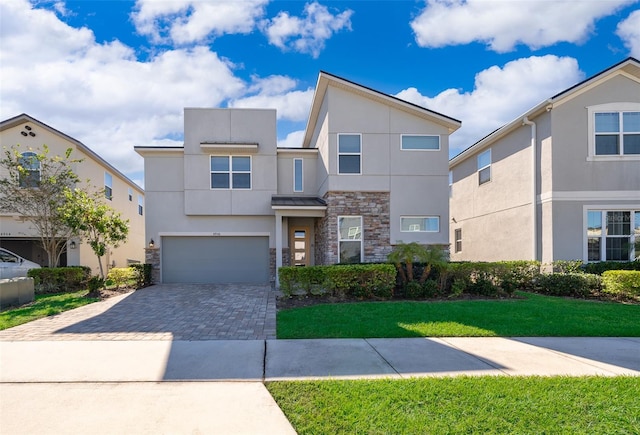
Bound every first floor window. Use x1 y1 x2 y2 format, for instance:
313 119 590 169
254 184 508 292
104 172 113 200
454 228 462 253
587 210 639 261
338 216 362 263
210 156 251 189
400 216 439 232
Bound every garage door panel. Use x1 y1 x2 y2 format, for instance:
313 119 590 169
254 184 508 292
162 236 269 284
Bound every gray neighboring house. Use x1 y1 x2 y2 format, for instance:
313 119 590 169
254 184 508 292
135 71 461 284
449 57 640 264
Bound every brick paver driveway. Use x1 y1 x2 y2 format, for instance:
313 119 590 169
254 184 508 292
0 284 276 341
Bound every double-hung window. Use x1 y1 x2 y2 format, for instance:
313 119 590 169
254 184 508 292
18 152 40 187
454 228 462 253
401 134 440 151
338 134 361 174
128 188 133 201
477 149 491 185
104 172 113 200
210 156 251 189
338 216 362 263
138 195 144 216
293 158 303 192
400 216 440 232
594 111 640 155
587 210 640 261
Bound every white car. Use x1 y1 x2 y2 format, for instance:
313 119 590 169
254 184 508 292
0 248 41 279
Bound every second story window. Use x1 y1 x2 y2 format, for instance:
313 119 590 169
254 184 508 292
138 195 144 216
338 134 361 174
211 156 251 190
594 111 640 156
18 152 40 187
477 149 491 185
104 172 113 200
293 158 303 192
128 188 133 201
401 135 440 151
455 228 462 253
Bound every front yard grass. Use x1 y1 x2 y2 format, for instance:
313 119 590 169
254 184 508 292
267 376 640 434
277 291 640 338
0 290 98 330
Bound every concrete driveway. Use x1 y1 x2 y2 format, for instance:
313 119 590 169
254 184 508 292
0 283 277 341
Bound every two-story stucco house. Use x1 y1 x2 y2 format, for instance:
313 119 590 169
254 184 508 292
449 57 640 264
136 71 460 284
0 114 146 274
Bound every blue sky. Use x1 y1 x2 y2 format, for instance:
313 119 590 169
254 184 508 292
1 0 639 187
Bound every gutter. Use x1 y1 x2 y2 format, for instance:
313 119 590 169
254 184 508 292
522 116 537 260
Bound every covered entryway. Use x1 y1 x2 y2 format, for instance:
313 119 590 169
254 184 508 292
161 236 270 284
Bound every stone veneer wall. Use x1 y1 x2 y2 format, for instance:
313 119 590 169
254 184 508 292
270 247 290 283
144 247 161 284
315 191 391 265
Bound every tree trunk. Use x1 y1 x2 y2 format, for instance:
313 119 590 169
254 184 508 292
419 264 432 284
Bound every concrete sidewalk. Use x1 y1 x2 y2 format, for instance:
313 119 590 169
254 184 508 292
2 337 638 434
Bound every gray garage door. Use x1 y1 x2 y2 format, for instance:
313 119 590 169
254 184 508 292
162 236 270 284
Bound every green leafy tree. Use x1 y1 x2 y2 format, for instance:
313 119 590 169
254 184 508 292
0 145 81 267
59 188 129 281
387 242 447 284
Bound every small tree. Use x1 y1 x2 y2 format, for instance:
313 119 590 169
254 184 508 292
387 242 447 284
59 188 129 281
0 145 81 267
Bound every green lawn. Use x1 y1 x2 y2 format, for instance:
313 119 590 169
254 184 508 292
267 376 640 434
0 291 98 330
277 292 640 338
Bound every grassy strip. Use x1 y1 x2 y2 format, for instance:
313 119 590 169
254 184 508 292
277 292 640 338
267 376 640 434
0 291 98 330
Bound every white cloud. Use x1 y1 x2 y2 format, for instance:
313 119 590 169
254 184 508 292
0 0 247 181
278 130 306 148
617 9 640 58
229 76 314 121
411 0 635 52
132 0 268 45
396 56 584 155
262 2 353 58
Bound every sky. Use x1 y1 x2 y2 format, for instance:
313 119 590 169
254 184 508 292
1 0 639 188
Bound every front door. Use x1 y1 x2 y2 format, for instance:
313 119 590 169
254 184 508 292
289 227 310 266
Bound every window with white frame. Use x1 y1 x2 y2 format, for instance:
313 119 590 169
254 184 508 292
448 170 453 198
594 111 640 155
293 158 303 192
587 210 640 261
401 134 440 151
477 149 491 185
104 172 113 200
128 188 133 201
400 216 439 232
18 152 40 187
454 228 462 253
338 216 362 263
210 156 251 189
138 195 144 216
338 134 361 174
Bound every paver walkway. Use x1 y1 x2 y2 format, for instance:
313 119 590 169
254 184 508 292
0 284 277 341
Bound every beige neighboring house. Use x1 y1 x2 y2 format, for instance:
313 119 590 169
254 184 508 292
449 57 640 264
136 71 460 285
0 114 145 274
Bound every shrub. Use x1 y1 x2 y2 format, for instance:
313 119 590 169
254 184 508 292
87 276 105 292
130 263 153 288
533 273 601 298
582 260 640 275
28 266 91 294
552 260 584 274
106 267 135 288
602 270 640 298
442 261 539 297
278 264 395 300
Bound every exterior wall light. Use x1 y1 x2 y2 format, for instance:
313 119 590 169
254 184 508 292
149 239 155 248
69 241 77 249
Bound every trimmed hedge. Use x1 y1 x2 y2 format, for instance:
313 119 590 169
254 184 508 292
106 267 135 288
581 260 640 275
440 261 541 298
27 266 92 294
279 264 396 300
130 263 153 288
533 273 602 298
602 270 640 298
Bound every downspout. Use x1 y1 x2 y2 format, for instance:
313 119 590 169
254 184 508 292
522 117 537 261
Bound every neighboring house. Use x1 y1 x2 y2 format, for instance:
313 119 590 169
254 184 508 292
136 71 460 284
449 57 640 264
0 114 146 274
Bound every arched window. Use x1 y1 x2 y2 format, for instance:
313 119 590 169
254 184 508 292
18 152 40 187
